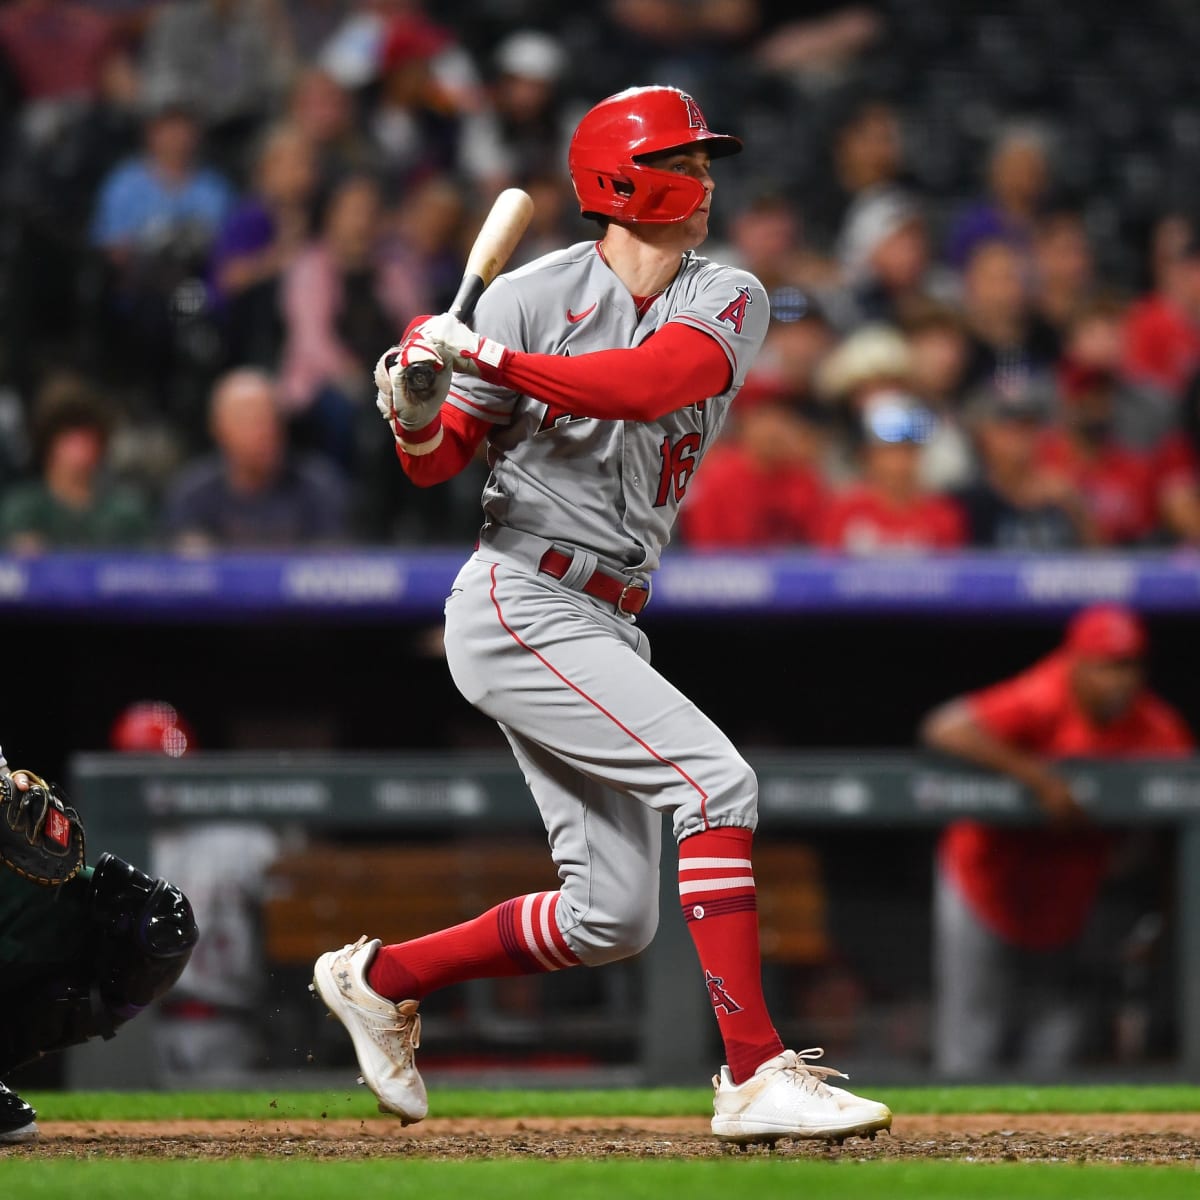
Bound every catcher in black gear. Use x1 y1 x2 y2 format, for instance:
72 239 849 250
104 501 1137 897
0 746 198 1142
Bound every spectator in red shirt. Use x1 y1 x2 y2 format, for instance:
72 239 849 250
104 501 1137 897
1036 362 1159 546
680 288 833 548
818 391 966 554
1122 228 1200 400
0 0 123 104
919 605 1194 1078
1059 294 1176 450
680 388 827 550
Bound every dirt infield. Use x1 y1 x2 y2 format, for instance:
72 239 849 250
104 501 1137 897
5 1113 1200 1163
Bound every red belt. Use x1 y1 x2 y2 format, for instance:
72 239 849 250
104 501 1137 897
539 549 649 614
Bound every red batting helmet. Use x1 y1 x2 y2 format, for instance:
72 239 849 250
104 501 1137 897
110 700 196 758
568 85 742 225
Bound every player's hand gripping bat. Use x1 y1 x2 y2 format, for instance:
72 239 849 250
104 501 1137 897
402 187 534 399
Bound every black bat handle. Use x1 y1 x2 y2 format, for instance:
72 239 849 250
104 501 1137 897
400 274 487 396
402 361 438 396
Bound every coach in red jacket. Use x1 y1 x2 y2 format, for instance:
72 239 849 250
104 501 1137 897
919 604 1193 1077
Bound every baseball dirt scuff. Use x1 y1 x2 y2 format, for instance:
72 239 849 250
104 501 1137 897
3 1114 1200 1162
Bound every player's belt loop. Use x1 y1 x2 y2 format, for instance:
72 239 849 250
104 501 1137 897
552 545 599 590
538 549 650 615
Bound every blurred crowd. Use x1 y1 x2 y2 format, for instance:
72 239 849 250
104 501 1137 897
2 0 1200 553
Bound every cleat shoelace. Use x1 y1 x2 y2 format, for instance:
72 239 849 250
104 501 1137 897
360 998 420 1066
775 1048 849 1098
379 1004 421 1065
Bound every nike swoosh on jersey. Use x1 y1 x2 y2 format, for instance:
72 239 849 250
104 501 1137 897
566 302 597 324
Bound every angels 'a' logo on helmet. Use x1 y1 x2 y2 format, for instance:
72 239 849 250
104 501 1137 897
680 92 707 131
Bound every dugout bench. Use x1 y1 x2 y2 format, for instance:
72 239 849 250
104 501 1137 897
64 750 1200 1087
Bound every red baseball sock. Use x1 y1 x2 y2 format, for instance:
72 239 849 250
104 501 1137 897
679 827 784 1084
367 891 580 1001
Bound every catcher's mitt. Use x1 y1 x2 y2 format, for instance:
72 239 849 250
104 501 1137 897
0 770 85 885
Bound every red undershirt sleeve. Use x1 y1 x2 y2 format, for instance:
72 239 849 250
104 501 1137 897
394 322 734 484
394 403 489 487
479 321 733 421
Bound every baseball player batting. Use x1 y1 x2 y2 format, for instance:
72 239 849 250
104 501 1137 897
313 85 892 1145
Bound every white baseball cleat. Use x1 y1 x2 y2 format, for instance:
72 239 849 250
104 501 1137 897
711 1047 892 1144
311 936 428 1124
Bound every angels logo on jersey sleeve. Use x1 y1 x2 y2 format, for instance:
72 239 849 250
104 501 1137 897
669 266 769 395
715 286 752 335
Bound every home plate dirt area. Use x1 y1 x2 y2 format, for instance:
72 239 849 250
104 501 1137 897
7 1113 1200 1163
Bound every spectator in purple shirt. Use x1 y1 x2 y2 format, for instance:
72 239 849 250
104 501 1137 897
162 367 350 550
943 122 1052 274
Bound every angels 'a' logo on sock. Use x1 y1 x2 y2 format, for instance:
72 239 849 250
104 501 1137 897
705 970 743 1015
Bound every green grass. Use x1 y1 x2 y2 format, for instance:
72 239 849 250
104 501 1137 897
1 1160 1197 1200
18 1084 1200 1122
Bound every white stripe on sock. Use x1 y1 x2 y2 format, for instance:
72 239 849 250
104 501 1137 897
538 893 574 968
521 894 557 971
678 857 753 871
678 876 757 896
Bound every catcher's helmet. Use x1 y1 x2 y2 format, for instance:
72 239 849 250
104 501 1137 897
568 85 742 225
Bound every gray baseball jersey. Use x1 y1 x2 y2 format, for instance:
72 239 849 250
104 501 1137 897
446 239 770 575
437 239 770 966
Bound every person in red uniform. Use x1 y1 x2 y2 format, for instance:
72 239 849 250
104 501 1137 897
817 391 966 554
919 605 1194 1078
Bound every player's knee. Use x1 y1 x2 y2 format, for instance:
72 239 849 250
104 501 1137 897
727 755 760 823
567 892 660 965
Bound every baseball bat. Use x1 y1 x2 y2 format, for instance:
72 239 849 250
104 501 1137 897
403 187 535 396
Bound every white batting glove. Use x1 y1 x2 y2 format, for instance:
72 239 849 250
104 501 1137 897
419 313 510 377
373 328 451 432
